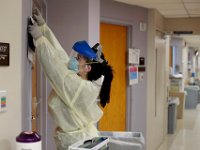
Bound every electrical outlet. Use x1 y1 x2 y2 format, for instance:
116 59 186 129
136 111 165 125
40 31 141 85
140 73 144 81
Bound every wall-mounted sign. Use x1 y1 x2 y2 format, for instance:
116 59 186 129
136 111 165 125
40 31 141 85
128 48 140 64
0 42 9 66
129 65 138 85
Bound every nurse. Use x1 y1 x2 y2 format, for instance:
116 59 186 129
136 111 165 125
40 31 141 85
28 9 113 149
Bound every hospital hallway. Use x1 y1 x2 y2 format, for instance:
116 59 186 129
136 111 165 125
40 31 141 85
158 104 200 150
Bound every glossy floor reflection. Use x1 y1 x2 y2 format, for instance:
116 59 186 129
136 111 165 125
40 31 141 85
158 104 200 150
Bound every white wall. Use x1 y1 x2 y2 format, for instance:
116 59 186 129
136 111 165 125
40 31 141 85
197 54 200 78
147 9 169 150
47 0 100 55
171 37 185 74
88 0 100 45
182 47 189 84
164 17 200 35
0 0 32 149
147 10 157 150
171 37 187 87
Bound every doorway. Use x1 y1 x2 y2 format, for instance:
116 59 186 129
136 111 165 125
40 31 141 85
98 23 128 131
31 0 46 133
31 0 42 132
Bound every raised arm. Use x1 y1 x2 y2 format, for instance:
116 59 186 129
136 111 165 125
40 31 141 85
28 22 101 113
28 23 81 106
33 9 69 64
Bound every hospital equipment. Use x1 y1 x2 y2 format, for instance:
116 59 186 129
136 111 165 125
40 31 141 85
69 137 109 150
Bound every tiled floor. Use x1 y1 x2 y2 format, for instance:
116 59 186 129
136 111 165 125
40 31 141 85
158 104 200 150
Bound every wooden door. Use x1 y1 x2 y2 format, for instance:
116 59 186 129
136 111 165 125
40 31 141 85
99 23 127 131
32 0 42 131
32 59 37 131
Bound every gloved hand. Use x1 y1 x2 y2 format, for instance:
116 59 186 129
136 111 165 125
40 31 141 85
32 8 45 26
28 23 42 40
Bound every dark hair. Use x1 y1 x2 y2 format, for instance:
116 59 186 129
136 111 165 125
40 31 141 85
87 43 113 108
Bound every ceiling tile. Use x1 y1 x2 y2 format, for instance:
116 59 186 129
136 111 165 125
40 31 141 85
114 0 200 18
159 9 188 15
114 0 182 5
188 10 200 14
190 14 200 17
143 3 185 9
144 0 181 2
182 0 200 2
184 3 200 10
164 14 189 18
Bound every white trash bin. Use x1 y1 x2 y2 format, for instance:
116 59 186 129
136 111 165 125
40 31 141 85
99 131 145 150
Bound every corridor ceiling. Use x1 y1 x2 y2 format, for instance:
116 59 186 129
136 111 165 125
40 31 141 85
114 0 200 18
114 0 200 48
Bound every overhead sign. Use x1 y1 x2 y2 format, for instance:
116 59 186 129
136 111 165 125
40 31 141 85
0 42 9 66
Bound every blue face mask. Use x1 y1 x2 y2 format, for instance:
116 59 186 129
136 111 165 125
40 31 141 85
68 57 79 73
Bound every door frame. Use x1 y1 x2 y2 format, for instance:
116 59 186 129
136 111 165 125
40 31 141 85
32 1 51 150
